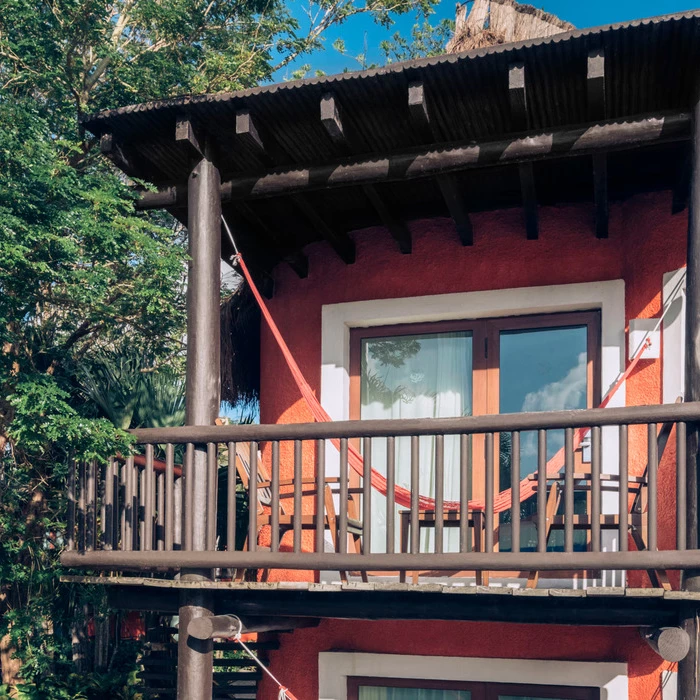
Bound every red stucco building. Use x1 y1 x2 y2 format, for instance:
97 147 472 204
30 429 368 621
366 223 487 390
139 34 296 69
63 9 700 700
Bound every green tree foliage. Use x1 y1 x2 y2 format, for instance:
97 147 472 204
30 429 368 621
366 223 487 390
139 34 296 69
0 0 443 691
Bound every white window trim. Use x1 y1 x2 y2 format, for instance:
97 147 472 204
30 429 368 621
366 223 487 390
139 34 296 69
321 280 626 485
318 651 628 700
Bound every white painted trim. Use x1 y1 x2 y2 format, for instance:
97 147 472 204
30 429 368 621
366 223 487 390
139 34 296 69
318 651 628 700
663 268 687 405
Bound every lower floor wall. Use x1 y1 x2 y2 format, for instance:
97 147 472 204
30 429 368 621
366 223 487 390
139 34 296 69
258 619 676 699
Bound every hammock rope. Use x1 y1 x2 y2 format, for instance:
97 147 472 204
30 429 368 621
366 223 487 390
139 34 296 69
225 218 683 514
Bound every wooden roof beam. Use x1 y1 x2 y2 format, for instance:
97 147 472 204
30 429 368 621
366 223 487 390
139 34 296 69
362 185 411 254
236 109 265 154
135 113 691 207
519 162 539 240
436 176 473 246
321 93 345 145
175 115 204 161
291 194 355 265
100 133 132 172
234 202 309 279
409 80 473 245
587 48 606 122
509 62 528 131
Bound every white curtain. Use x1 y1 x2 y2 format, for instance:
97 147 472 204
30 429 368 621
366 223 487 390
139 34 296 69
361 332 471 553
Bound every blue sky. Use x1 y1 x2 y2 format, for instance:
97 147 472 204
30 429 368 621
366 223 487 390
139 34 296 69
275 0 699 79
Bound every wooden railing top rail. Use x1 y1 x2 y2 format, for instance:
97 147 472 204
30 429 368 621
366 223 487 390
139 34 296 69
130 401 700 444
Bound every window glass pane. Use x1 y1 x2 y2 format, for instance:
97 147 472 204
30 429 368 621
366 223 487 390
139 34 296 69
359 687 471 700
360 331 472 552
498 325 588 552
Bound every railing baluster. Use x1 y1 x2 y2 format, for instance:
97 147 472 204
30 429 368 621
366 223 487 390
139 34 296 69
156 469 165 551
510 431 520 554
184 443 194 551
459 434 469 553
120 459 126 550
100 462 106 551
434 435 444 554
248 442 258 553
270 440 281 553
126 456 137 552
537 430 547 553
206 442 218 551
363 437 372 554
122 458 131 552
339 438 349 555
485 433 494 553
293 440 303 553
411 435 420 555
227 442 236 553
564 427 574 553
138 465 146 551
144 445 154 552
85 460 96 551
165 444 175 551
67 460 76 551
386 437 395 554
591 426 601 553
315 439 325 554
648 422 658 552
619 424 629 552
677 421 687 551
103 458 114 551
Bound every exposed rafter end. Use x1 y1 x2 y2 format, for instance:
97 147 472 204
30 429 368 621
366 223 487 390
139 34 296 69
236 109 265 153
292 195 355 265
408 81 431 136
436 175 473 246
321 93 345 145
362 185 411 254
593 152 609 239
100 133 131 172
508 62 528 131
519 162 539 240
284 253 309 279
587 47 606 121
175 115 204 161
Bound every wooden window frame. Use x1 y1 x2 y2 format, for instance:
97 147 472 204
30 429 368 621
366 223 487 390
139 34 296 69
347 675 600 700
349 310 601 502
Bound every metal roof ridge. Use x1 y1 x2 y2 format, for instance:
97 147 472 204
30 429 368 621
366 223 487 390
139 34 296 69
81 9 700 129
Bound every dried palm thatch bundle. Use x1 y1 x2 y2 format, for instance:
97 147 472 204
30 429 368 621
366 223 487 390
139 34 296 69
220 281 260 409
447 0 574 53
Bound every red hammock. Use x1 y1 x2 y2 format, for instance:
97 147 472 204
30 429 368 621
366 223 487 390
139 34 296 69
235 254 650 514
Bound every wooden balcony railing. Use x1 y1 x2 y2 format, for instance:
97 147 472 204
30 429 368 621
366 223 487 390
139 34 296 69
60 402 700 584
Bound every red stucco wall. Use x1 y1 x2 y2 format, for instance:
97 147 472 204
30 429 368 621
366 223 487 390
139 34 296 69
257 619 675 699
255 191 687 698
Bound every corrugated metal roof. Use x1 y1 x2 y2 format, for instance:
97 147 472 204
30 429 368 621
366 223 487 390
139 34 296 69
81 11 700 273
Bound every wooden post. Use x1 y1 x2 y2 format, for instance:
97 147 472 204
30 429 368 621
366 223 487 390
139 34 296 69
679 88 700 700
176 128 221 700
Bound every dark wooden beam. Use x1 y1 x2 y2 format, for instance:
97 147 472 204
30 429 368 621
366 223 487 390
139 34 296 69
587 48 606 121
291 194 355 264
320 93 345 145
679 89 700 700
673 152 692 214
235 109 265 154
408 80 431 132
509 62 527 131
100 133 131 171
175 115 204 161
136 113 691 207
362 185 411 253
436 176 473 246
592 152 608 239
519 161 538 240
234 201 309 279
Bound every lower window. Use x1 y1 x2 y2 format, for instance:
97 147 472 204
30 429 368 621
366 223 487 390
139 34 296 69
347 677 599 700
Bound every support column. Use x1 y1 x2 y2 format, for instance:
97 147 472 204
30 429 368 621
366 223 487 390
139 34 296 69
679 91 700 700
177 140 221 700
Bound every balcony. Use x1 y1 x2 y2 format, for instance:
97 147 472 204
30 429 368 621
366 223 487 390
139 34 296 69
60 402 700 593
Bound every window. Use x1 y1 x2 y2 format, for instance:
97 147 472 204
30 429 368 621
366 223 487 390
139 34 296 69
349 312 600 552
347 677 599 700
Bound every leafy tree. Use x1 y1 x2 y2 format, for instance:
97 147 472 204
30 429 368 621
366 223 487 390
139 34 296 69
0 0 445 691
380 17 454 62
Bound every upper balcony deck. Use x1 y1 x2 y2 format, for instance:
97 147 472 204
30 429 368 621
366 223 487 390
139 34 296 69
61 401 700 598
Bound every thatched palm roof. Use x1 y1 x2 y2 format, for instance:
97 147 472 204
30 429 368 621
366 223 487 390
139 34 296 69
447 0 574 53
